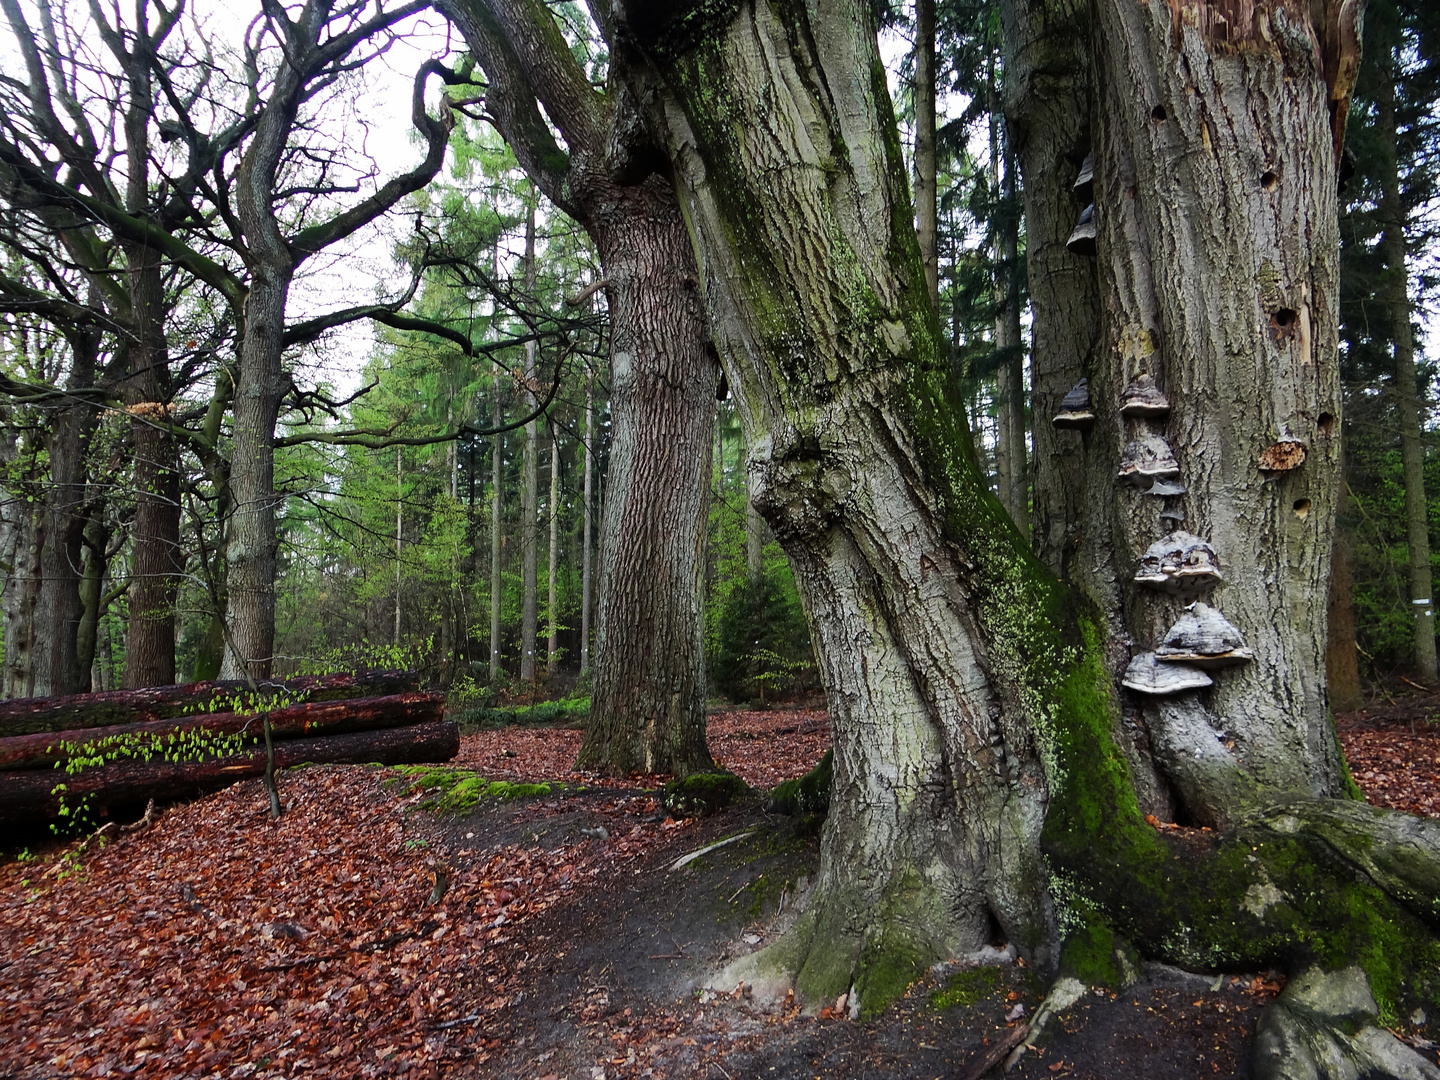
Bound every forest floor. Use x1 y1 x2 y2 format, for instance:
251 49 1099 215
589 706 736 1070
2 699 1439 1080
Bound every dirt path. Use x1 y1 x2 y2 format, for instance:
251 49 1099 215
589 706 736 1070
2 705 1437 1079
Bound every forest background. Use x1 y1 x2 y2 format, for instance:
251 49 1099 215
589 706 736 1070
0 0 1435 711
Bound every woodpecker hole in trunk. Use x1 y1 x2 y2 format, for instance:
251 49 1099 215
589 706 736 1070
1151 105 1168 122
1293 499 1311 519
1269 308 1298 343
1260 170 1277 190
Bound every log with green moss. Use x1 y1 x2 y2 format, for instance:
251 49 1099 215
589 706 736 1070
0 719 459 825
0 692 444 770
0 670 420 738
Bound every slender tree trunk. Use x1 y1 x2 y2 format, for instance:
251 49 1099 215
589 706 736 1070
580 373 594 673
35 333 100 696
222 272 289 680
1002 0 1099 576
490 361 504 685
2 496 40 699
394 445 403 647
914 0 938 308
520 206 539 685
575 176 717 777
75 519 113 690
547 420 560 674
123 257 182 689
1377 51 1436 683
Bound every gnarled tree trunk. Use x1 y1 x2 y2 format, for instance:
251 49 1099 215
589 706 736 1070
619 0 1440 1052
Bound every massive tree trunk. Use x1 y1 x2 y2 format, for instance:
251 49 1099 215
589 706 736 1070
618 0 1440 1050
437 0 717 775
576 182 716 775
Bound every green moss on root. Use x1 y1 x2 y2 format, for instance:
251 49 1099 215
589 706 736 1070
931 965 1003 1009
663 772 750 817
767 748 832 819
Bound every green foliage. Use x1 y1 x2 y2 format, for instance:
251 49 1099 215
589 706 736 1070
662 772 750 818
47 725 258 835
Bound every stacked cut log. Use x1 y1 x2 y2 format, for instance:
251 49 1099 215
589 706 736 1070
0 671 458 826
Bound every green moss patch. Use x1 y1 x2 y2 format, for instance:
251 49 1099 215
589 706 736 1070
663 772 750 817
388 766 552 814
930 964 1003 1009
767 748 832 827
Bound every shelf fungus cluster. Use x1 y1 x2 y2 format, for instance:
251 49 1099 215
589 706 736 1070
1066 153 1096 256
1122 604 1254 696
1134 531 1222 595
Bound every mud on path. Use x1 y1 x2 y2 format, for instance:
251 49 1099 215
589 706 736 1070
1 704 1438 1079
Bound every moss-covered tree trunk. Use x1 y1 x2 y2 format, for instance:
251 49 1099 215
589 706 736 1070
616 0 1440 1052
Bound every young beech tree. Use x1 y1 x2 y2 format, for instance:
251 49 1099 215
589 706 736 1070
437 0 717 774
614 0 1440 1069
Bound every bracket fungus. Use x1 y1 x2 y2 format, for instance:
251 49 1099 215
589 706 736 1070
1134 531 1222 595
1119 373 1170 419
1156 603 1254 669
1117 436 1181 487
1122 652 1214 695
1258 440 1307 474
1066 204 1096 256
1146 479 1188 497
1052 379 1095 431
1073 152 1094 202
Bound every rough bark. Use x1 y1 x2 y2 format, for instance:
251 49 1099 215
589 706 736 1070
120 31 182 689
576 186 716 775
1 489 41 699
619 0 1440 1037
33 333 100 696
0 719 459 825
1089 0 1346 807
0 691 444 770
1376 45 1436 683
1327 455 1363 710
